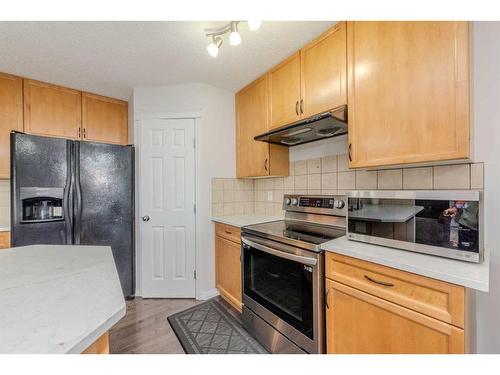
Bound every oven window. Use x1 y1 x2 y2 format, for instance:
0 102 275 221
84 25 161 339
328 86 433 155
347 197 479 253
243 246 314 339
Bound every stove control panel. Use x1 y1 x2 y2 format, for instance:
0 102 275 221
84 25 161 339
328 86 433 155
299 196 334 209
283 194 346 215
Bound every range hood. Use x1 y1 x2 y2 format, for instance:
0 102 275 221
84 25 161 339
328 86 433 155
254 105 348 147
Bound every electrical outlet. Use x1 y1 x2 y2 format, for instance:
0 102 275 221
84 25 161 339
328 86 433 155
267 191 273 201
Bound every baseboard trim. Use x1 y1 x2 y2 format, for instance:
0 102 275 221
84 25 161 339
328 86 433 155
197 288 220 301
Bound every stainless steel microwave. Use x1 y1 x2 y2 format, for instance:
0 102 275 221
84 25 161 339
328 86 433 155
346 191 483 263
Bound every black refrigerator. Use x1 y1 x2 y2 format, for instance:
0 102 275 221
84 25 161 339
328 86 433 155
10 132 135 298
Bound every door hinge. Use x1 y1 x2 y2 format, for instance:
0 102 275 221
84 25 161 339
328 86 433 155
193 138 196 148
193 270 197 279
193 203 196 213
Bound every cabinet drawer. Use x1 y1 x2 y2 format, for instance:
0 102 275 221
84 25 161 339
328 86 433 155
0 231 11 249
325 252 465 328
326 279 465 354
215 223 241 244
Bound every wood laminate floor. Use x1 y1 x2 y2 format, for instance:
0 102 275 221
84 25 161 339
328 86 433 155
109 297 199 354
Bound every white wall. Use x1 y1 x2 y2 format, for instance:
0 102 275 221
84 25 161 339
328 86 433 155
472 22 500 353
132 83 235 300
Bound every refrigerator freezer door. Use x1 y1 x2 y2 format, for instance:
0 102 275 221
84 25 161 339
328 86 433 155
76 141 135 297
11 133 73 246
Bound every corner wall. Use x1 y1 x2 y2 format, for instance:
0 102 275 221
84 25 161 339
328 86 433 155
471 21 500 353
131 83 235 300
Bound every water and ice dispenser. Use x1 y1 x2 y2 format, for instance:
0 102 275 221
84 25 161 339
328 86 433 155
20 187 64 223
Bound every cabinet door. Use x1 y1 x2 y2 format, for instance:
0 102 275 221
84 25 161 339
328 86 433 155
236 75 271 177
0 232 11 249
325 279 465 354
347 22 470 168
269 52 301 129
24 79 81 139
215 236 242 311
82 93 128 145
301 22 347 118
0 73 23 178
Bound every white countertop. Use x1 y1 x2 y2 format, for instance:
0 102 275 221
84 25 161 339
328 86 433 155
321 236 490 292
348 204 424 223
0 245 126 353
211 213 284 228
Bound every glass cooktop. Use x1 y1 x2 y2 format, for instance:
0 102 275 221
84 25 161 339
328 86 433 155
242 220 346 250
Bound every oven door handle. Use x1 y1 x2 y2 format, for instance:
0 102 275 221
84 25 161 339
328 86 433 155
241 237 318 266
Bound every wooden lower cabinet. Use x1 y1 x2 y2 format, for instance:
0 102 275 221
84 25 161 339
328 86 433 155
326 279 464 354
325 253 466 354
82 331 109 354
215 224 242 312
0 232 10 249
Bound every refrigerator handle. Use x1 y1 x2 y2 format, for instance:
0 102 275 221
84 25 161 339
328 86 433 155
63 141 73 245
73 141 82 245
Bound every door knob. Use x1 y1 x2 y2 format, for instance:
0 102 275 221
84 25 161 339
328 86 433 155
142 215 150 222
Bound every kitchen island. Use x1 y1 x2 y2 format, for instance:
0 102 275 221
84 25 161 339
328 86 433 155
0 244 125 353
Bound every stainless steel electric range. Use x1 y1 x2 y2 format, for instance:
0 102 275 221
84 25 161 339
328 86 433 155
241 194 347 354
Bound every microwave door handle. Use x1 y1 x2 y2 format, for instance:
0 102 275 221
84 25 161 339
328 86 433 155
241 237 317 266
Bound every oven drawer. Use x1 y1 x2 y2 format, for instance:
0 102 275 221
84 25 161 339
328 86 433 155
325 252 465 328
215 223 241 243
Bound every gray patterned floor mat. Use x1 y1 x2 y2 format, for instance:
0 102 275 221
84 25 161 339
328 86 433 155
167 299 268 354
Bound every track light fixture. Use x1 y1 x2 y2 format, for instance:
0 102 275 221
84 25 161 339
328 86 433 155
206 35 223 58
205 21 262 58
229 22 241 46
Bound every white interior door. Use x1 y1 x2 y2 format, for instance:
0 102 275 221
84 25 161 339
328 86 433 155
139 117 196 298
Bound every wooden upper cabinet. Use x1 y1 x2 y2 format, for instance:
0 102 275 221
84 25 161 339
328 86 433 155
301 21 347 118
24 79 81 139
269 52 301 129
236 75 270 177
0 73 23 178
326 279 465 354
82 93 128 145
236 74 288 177
347 21 470 168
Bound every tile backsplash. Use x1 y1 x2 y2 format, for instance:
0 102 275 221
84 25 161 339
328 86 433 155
211 178 254 216
212 153 484 217
0 180 10 224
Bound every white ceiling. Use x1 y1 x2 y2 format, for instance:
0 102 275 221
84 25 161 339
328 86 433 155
0 21 334 100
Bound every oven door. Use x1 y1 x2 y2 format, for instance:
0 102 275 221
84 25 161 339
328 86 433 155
241 234 324 353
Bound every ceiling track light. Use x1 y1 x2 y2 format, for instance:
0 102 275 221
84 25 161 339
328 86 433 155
207 35 223 58
229 21 241 46
204 21 261 58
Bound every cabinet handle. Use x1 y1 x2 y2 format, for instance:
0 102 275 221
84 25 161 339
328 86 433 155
300 99 304 114
325 288 331 309
264 158 268 171
295 101 299 116
83 128 86 139
224 230 233 235
78 128 81 138
348 143 352 162
364 275 394 287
